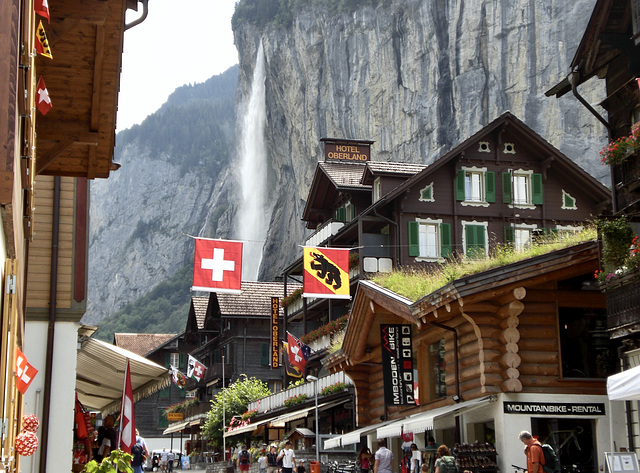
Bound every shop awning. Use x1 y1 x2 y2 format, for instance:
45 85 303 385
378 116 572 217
76 338 171 414
377 396 495 438
163 421 190 435
607 365 640 401
324 419 396 449
224 418 272 438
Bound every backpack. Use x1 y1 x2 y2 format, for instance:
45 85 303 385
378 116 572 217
540 444 559 473
131 444 144 467
438 456 459 473
240 450 251 465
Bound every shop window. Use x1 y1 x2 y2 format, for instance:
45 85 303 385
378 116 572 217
408 219 451 260
531 418 596 473
503 170 543 206
419 183 434 202
463 221 488 259
419 339 446 403
559 308 617 379
456 167 495 205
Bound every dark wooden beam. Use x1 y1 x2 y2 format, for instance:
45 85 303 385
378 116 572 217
36 133 99 175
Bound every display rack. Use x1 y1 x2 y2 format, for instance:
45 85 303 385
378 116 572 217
453 442 499 472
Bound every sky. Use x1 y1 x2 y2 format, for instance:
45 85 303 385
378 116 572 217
117 0 239 131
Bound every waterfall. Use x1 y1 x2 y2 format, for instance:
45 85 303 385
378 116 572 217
237 41 267 281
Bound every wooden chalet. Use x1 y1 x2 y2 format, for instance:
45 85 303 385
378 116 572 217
2 0 141 471
324 241 619 473
114 332 177 357
546 0 640 452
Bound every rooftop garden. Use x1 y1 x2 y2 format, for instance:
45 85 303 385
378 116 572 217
372 227 597 301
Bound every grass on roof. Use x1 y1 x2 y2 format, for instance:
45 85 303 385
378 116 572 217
371 227 597 302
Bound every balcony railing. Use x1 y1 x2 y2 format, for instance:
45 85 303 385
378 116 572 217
604 270 640 331
247 372 353 413
306 220 345 247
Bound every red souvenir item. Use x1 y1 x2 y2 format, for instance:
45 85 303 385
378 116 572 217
15 430 38 456
22 414 39 432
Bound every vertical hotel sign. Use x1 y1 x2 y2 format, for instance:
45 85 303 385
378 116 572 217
380 324 415 406
271 297 280 368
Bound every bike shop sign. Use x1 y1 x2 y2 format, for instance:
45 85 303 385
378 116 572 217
381 324 415 406
504 402 606 415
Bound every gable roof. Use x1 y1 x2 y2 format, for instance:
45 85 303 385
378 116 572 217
113 333 177 357
216 281 301 317
361 161 427 184
192 296 210 329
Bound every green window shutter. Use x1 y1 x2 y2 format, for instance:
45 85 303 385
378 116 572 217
550 228 560 240
408 221 420 257
485 172 495 203
214 350 221 363
158 411 168 428
504 225 514 244
165 352 171 368
456 170 465 201
261 343 269 366
532 173 543 204
440 223 452 258
179 386 186 398
466 225 486 259
502 172 512 203
180 353 186 370
159 386 170 398
334 207 346 222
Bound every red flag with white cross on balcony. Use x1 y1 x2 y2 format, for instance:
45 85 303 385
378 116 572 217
192 238 243 294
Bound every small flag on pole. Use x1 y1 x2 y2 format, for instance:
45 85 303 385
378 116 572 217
287 332 311 372
36 77 52 115
15 347 38 395
169 365 186 389
282 341 303 379
35 20 52 59
186 354 206 382
34 0 50 22
118 361 136 453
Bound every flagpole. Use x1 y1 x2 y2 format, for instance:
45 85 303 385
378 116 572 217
222 355 226 466
117 360 128 451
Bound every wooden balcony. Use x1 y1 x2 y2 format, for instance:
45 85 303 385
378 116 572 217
603 270 640 338
613 153 640 211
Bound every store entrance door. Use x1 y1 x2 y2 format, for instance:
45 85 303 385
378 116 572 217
531 418 596 473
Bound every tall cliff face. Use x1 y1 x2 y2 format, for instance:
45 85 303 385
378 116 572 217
233 0 607 278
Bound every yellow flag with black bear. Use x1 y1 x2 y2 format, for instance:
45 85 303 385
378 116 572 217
303 247 350 299
35 20 53 59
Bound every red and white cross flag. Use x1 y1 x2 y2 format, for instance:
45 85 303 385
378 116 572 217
36 76 52 115
118 360 136 453
192 238 243 294
186 354 206 382
15 347 38 395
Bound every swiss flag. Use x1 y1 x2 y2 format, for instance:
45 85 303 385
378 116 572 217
187 354 207 382
36 77 52 115
34 0 50 22
192 238 243 294
287 332 311 371
118 361 135 453
15 347 38 395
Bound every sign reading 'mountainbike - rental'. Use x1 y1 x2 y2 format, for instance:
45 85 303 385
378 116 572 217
503 402 606 415
381 324 415 406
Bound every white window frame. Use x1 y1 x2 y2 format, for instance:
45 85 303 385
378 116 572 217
416 218 444 262
556 225 583 238
170 352 180 368
461 166 489 207
462 220 489 259
419 182 435 202
511 169 535 209
373 177 382 202
345 201 355 221
513 223 537 252
561 190 577 210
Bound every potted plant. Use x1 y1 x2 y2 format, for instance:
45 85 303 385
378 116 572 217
600 122 640 166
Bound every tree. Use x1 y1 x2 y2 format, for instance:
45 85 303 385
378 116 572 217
201 375 271 448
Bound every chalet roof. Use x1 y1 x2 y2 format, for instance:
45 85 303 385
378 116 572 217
35 0 135 178
319 162 370 189
113 333 177 357
217 281 301 317
361 161 427 184
545 0 633 98
192 296 209 330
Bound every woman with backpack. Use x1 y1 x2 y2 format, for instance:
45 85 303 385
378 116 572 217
434 445 458 473
239 447 252 472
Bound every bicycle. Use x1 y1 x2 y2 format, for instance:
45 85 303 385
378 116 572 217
512 465 527 473
543 427 590 467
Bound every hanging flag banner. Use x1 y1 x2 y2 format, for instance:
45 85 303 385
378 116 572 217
34 0 50 22
186 354 206 382
303 247 350 299
35 20 52 59
380 324 415 406
15 347 38 395
118 361 136 453
287 332 311 372
169 365 186 389
192 238 243 294
271 297 280 368
36 76 52 115
282 341 303 379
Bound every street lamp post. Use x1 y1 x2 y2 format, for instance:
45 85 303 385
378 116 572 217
306 375 319 463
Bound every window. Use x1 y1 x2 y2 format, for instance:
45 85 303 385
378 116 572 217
561 190 577 210
456 167 495 205
503 170 543 206
170 353 180 369
261 342 269 366
408 219 451 260
555 225 583 237
418 339 446 403
373 177 382 202
505 224 537 252
419 183 434 202
345 202 355 221
463 221 488 259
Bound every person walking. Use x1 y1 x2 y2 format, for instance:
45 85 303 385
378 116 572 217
358 447 373 473
410 444 422 473
167 450 175 472
434 445 457 473
239 447 252 473
131 429 149 473
259 451 268 473
267 445 279 473
519 431 544 473
277 441 296 473
374 439 394 473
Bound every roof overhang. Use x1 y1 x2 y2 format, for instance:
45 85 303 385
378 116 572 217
76 338 170 414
